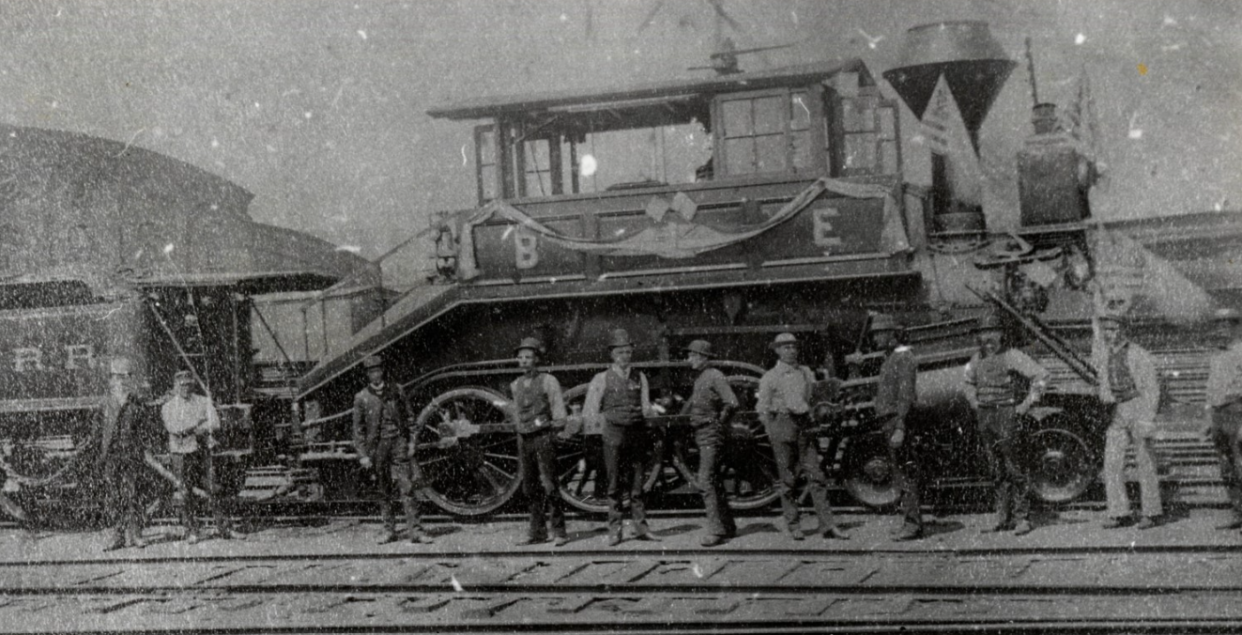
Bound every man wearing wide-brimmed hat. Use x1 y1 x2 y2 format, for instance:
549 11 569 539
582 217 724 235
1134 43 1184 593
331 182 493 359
757 332 849 541
352 354 431 545
583 328 659 546
99 356 152 551
1094 312 1163 529
682 339 739 547
870 314 923 541
964 313 1049 537
1207 307 1242 532
510 337 570 547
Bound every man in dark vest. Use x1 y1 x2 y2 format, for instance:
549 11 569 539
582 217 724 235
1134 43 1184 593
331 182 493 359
871 314 922 541
98 356 151 551
510 337 570 546
1094 313 1163 529
583 328 659 546
757 332 849 541
1206 307 1242 532
683 339 739 547
352 355 431 544
964 313 1049 536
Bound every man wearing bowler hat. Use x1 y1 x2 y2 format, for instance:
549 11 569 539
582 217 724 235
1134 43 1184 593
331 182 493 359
353 354 431 544
757 332 849 541
870 314 923 541
99 357 151 551
583 328 659 546
683 339 740 547
1094 312 1163 529
964 313 1049 536
1206 307 1242 532
510 337 570 546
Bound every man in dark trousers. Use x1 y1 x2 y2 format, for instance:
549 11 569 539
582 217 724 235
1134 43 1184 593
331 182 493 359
1206 307 1242 532
683 339 739 547
964 314 1049 536
161 370 234 543
98 357 150 551
583 328 659 546
756 332 849 541
352 355 431 545
871 314 922 541
510 337 570 547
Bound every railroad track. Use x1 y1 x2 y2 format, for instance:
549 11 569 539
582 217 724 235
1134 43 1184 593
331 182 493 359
3 537 1242 634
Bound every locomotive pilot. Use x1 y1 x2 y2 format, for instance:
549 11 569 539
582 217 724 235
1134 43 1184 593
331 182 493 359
757 332 849 541
583 328 661 546
510 337 570 547
1205 307 1242 532
161 370 235 543
352 355 432 545
964 313 1049 536
99 357 152 551
1094 313 1163 529
682 339 739 547
870 314 923 541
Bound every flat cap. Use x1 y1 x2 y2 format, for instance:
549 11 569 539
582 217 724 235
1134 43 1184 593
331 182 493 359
683 339 715 358
362 355 384 370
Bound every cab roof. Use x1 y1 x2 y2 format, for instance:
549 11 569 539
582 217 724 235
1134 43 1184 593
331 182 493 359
427 58 872 121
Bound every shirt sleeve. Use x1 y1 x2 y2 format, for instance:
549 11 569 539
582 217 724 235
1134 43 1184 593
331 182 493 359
640 372 652 415
756 374 774 415
963 357 979 407
161 400 197 435
713 370 739 408
201 396 221 433
895 352 917 420
351 393 368 459
1131 346 1161 422
1206 352 1234 408
544 374 568 420
1008 349 1050 395
582 373 606 420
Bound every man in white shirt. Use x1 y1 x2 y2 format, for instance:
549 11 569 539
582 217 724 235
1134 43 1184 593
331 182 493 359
161 370 233 543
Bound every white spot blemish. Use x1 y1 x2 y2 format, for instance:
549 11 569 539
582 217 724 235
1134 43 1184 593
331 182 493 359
163 243 175 255
692 563 704 578
461 145 468 166
1075 33 1086 45
210 137 220 148
304 111 313 120
450 575 464 592
336 245 362 254
501 226 515 241
1163 14 1178 27
357 29 367 40
559 13 568 22
579 154 597 177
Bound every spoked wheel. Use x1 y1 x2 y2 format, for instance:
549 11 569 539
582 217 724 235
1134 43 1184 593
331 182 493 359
717 375 778 510
414 386 520 517
1020 420 1095 504
841 432 901 509
556 384 609 514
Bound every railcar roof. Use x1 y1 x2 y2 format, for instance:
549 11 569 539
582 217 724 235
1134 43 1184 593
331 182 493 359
427 58 871 121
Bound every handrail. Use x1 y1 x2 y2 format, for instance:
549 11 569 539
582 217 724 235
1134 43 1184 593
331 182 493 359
968 284 1098 385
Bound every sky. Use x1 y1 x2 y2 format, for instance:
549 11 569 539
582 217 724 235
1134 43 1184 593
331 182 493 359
2 0 1239 281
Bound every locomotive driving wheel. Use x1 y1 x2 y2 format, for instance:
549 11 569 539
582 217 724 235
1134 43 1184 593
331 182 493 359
555 384 609 514
413 386 520 516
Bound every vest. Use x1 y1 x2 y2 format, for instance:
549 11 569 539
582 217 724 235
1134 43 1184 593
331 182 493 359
601 369 645 427
513 373 552 435
1108 344 1140 403
687 368 724 425
371 386 404 440
973 353 1017 406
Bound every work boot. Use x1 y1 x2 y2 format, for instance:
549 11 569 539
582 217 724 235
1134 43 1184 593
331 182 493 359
1215 517 1242 531
1135 516 1160 530
700 534 725 548
893 525 923 541
408 532 433 545
822 526 850 541
633 530 661 542
1101 517 1127 529
553 535 570 547
982 520 1015 534
103 531 126 552
516 535 548 546
186 531 202 545
378 531 401 545
607 532 623 547
1013 520 1034 536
